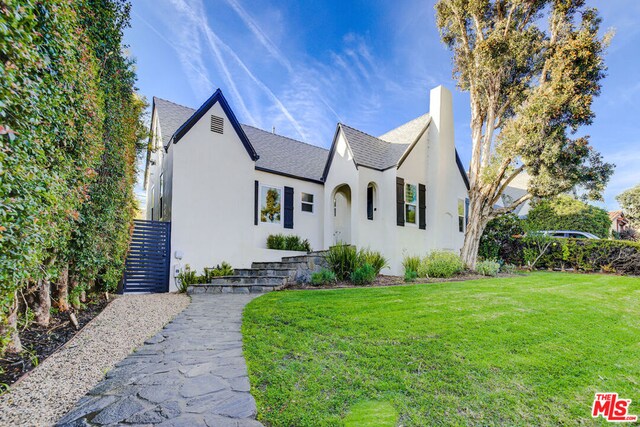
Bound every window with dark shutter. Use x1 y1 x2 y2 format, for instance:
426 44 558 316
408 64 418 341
419 184 426 230
284 186 294 229
396 177 405 226
210 115 224 134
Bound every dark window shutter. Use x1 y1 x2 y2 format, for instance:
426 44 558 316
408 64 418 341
284 186 294 229
465 197 470 226
367 186 374 220
254 181 259 225
419 184 426 230
396 177 405 226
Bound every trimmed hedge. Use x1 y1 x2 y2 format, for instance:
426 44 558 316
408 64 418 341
514 238 640 275
527 195 611 238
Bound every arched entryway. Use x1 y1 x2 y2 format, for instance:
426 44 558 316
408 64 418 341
332 184 352 245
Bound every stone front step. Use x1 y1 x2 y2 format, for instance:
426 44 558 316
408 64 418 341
251 260 308 270
187 283 280 294
210 275 288 285
235 268 297 279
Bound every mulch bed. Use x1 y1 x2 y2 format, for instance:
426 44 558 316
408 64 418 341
287 272 522 290
0 297 110 389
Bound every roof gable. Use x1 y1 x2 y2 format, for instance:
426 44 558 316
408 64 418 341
340 124 410 171
379 113 430 145
169 89 259 161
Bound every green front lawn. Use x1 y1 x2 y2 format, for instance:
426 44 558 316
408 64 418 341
242 273 640 426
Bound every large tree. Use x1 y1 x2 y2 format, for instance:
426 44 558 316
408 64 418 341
435 0 613 268
616 185 640 231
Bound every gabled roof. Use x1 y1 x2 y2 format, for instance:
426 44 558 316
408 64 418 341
151 94 328 182
153 97 195 146
379 113 430 144
242 125 328 183
169 89 259 161
340 124 410 171
609 210 627 222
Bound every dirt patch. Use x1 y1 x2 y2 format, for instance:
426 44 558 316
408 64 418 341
287 273 524 290
0 296 109 388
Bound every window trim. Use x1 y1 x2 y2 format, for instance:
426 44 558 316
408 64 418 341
458 198 465 233
301 192 315 215
259 184 284 226
367 183 376 221
405 182 418 226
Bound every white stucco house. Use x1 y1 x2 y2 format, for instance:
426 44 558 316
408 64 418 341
144 85 470 290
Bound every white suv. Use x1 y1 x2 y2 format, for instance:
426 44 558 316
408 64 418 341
540 230 600 240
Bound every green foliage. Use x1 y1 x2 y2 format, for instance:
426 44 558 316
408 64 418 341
350 264 376 286
0 0 144 350
476 260 501 277
266 234 311 252
359 249 389 275
324 244 387 282
261 188 281 223
402 255 421 278
418 251 464 279
404 270 418 282
176 265 199 293
479 214 525 261
500 263 518 274
325 244 360 281
522 232 555 270
310 269 336 286
204 262 234 280
616 185 640 229
526 195 611 238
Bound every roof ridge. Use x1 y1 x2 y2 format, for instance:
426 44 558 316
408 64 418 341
340 123 393 144
154 96 196 111
241 123 328 152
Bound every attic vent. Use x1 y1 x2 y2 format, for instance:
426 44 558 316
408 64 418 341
210 115 224 134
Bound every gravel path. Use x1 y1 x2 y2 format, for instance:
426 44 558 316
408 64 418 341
0 293 190 427
56 294 263 427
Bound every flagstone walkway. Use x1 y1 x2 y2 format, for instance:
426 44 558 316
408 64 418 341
56 294 263 427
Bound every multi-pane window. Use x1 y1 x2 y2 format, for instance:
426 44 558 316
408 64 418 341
458 199 465 232
405 183 417 224
301 193 314 213
159 173 164 219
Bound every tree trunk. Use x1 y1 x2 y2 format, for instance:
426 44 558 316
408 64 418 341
2 293 22 354
460 196 490 270
55 264 70 312
34 278 51 327
70 276 81 309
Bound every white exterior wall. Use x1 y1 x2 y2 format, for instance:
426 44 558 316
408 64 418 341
254 170 324 252
146 85 470 288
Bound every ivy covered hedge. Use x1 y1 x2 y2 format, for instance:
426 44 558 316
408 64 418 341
0 0 145 353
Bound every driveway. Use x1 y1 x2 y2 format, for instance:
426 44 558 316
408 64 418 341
56 294 264 426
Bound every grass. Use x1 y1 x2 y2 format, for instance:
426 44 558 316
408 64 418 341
242 272 640 426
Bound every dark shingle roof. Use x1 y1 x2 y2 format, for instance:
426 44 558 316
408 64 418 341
340 124 410 170
242 125 328 182
152 97 328 182
153 97 196 146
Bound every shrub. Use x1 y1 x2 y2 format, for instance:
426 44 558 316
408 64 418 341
204 262 234 280
350 264 376 285
325 244 360 281
267 234 311 251
311 269 337 286
476 259 501 276
522 232 555 270
501 263 518 274
176 265 200 292
402 255 421 278
404 270 418 282
479 214 525 262
419 251 464 278
359 249 389 275
526 195 611 238
325 245 387 282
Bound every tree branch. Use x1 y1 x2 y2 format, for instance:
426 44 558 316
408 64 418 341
490 164 524 206
490 192 533 217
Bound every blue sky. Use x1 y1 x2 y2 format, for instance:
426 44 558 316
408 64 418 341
125 0 640 210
